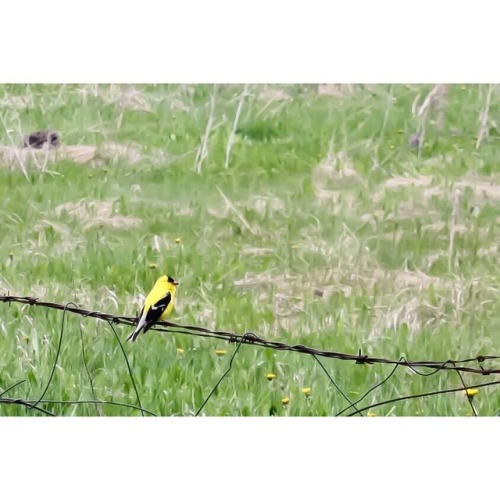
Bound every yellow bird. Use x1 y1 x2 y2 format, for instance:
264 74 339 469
127 275 179 342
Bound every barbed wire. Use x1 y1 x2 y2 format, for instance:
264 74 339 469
1 294 499 416
2 294 499 375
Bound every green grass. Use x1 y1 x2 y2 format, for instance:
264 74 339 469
1 83 500 416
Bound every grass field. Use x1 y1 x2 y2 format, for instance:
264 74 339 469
1 83 500 416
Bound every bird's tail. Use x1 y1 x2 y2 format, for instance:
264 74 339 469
126 329 140 342
127 315 147 342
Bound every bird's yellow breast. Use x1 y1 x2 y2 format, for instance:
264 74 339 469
143 276 177 317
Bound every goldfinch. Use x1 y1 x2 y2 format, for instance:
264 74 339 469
127 275 179 342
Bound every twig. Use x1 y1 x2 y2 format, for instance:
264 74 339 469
377 85 394 151
417 84 448 119
194 84 217 173
224 85 249 169
412 84 449 155
448 188 461 272
476 84 496 150
216 185 258 236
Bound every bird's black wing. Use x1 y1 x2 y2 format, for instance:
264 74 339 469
142 292 172 334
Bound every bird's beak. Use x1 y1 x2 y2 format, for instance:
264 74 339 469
173 280 180 286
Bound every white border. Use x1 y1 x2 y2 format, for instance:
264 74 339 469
1 418 499 497
2 1 499 82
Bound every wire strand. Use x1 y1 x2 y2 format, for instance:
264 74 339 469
311 354 360 415
347 379 500 416
0 380 26 398
107 320 145 417
78 321 100 415
0 397 156 416
195 333 247 416
29 300 74 409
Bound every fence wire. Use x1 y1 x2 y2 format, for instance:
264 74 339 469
1 294 499 416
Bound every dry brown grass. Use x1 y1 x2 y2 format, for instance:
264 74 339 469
0 142 149 170
317 84 355 96
383 175 433 189
311 152 365 210
54 200 141 230
455 175 500 202
96 84 153 113
257 88 292 102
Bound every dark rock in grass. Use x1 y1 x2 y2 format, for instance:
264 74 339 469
408 133 421 149
22 130 61 149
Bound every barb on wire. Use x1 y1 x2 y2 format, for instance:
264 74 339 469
336 359 403 416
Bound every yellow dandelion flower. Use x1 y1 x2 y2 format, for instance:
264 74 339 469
266 373 276 381
464 388 478 398
367 411 377 417
215 349 226 356
302 387 312 396
176 348 184 355
281 397 290 405
148 263 157 269
174 237 181 244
